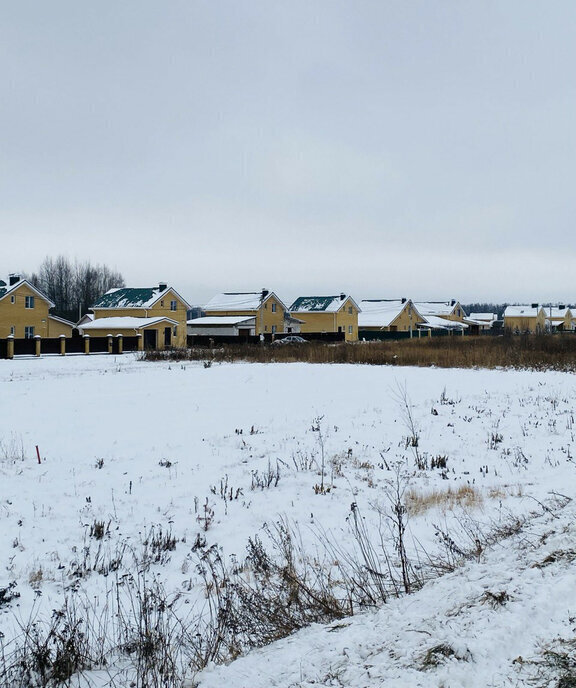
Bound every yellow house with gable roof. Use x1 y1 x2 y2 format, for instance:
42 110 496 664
80 282 191 348
0 274 74 339
289 294 360 341
203 290 295 336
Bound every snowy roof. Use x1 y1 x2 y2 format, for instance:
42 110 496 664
468 312 497 321
187 316 256 326
76 313 94 327
0 277 55 307
419 315 468 330
79 316 178 331
546 307 572 319
204 291 288 312
290 295 360 313
48 314 75 327
504 305 543 317
414 301 462 317
92 285 191 310
358 300 419 328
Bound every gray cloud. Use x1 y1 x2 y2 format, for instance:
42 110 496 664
2 1 576 305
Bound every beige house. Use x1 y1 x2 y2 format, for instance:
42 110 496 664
413 300 468 333
0 275 74 339
467 312 498 332
358 299 423 337
203 291 297 336
290 294 360 341
503 305 546 334
545 306 574 332
414 300 466 323
84 282 191 348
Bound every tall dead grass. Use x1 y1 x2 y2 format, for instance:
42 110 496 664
145 334 576 370
406 485 482 516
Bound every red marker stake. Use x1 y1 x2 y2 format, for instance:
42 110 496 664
36 445 41 464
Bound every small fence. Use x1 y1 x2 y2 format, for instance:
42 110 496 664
0 333 143 360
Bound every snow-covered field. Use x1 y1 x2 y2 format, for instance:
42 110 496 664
1 353 575 686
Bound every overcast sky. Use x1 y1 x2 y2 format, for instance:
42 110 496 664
2 1 576 306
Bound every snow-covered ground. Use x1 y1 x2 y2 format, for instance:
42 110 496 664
1 354 575 686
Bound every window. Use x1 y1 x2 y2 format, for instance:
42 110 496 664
271 303 276 313
271 325 277 334
10 326 15 335
264 325 268 332
170 300 177 311
348 306 353 314
10 295 15 304
25 296 35 309
25 326 35 338
348 325 353 334
160 300 164 307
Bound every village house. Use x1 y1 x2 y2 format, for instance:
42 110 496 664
358 299 423 339
503 304 546 334
413 300 468 333
544 305 574 332
79 282 191 348
0 274 74 339
199 291 297 336
289 294 360 341
467 312 499 332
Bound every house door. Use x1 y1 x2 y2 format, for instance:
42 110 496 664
144 329 157 349
164 327 172 346
238 328 251 337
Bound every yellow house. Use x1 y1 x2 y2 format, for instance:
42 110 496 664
0 275 75 339
86 282 191 348
466 312 498 332
358 299 423 337
289 294 360 342
545 306 573 332
503 305 546 334
413 300 466 323
412 300 469 334
204 291 295 336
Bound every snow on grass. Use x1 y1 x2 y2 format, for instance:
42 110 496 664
1 353 575 686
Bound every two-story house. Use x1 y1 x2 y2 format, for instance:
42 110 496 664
289 294 360 341
79 282 191 348
358 299 423 338
200 291 294 336
0 274 74 339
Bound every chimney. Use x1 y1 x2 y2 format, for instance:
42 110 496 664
9 274 20 286
158 282 167 292
261 289 269 299
340 293 346 300
450 299 456 306
401 297 407 304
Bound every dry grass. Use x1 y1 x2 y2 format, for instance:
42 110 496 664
145 334 576 370
406 485 483 516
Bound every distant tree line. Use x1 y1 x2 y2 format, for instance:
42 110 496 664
28 256 125 322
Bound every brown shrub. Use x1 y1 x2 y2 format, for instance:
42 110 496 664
143 333 576 370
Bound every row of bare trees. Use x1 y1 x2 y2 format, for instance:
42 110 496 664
28 256 125 322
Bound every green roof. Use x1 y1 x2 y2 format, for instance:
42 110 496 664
290 296 348 313
92 287 162 309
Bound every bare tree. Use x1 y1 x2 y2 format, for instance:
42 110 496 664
29 256 125 321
